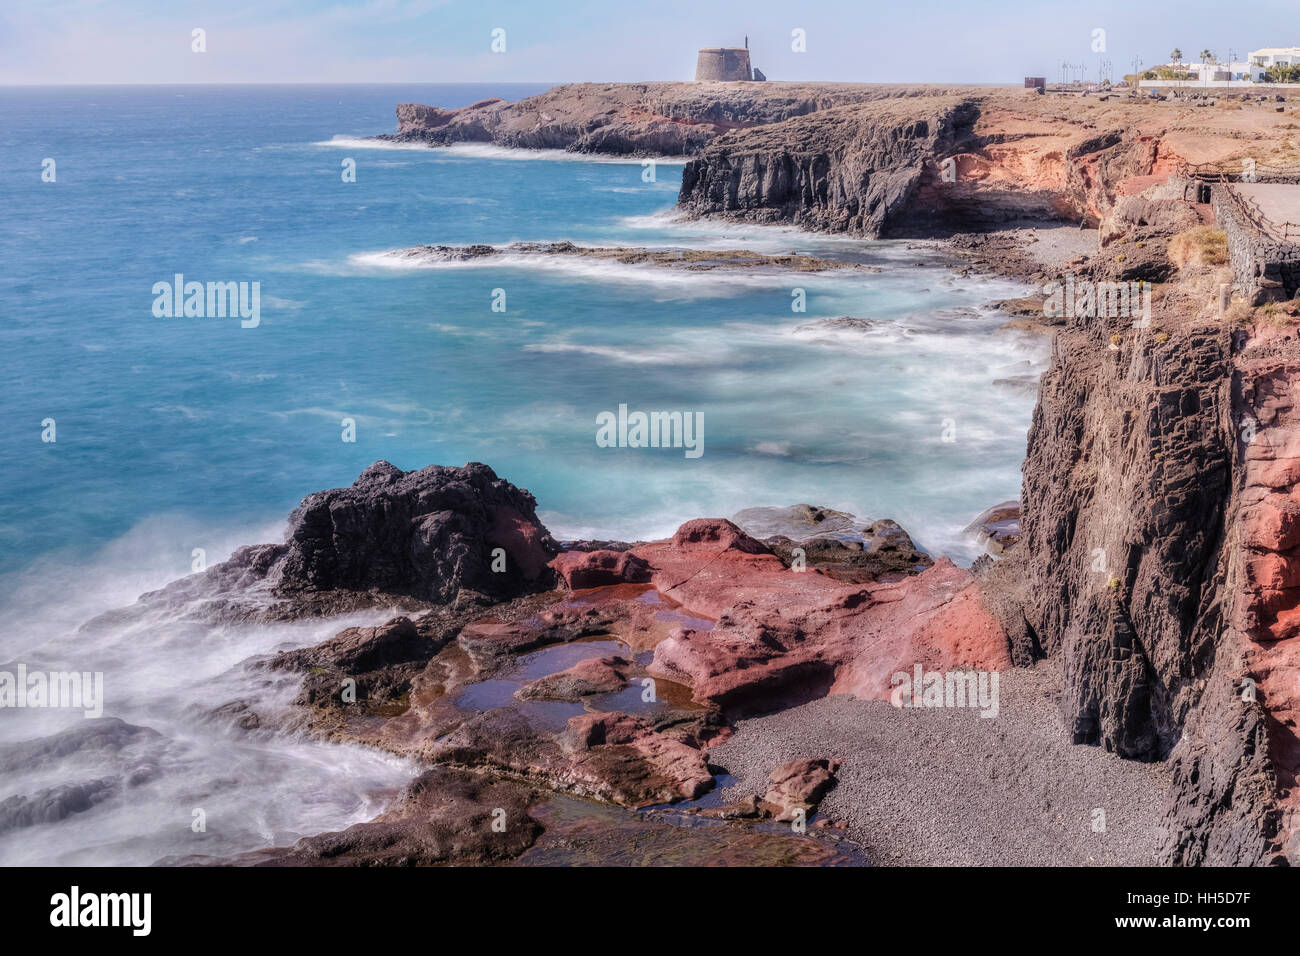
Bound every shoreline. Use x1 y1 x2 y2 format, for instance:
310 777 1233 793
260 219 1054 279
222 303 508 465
203 132 1084 866
256 84 1264 862
709 659 1170 866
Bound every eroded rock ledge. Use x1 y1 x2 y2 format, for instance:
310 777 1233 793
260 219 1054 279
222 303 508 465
380 240 876 273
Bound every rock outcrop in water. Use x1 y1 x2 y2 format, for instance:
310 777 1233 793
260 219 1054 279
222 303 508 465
274 461 558 603
95 462 559 628
0 719 164 836
383 241 873 273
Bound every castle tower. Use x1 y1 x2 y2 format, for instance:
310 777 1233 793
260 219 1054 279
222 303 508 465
694 47 753 82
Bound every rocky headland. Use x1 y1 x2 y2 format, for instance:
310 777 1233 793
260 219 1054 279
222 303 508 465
387 82 1300 243
379 82 969 157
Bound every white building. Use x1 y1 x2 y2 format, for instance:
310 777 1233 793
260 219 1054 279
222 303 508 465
1143 58 1264 85
1184 60 1265 82
1250 46 1300 69
1137 45 1300 88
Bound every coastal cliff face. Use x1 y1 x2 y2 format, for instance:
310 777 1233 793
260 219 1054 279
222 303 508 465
1002 315 1233 763
982 307 1282 864
1226 326 1300 863
971 224 1300 864
676 94 1184 236
675 97 976 235
664 84 1300 862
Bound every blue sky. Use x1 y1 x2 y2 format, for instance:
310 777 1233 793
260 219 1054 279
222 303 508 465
2 0 1295 85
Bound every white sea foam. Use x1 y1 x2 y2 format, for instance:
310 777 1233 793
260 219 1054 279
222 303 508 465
0 515 418 866
617 210 872 249
522 342 723 366
348 247 849 295
311 135 443 152
313 135 686 166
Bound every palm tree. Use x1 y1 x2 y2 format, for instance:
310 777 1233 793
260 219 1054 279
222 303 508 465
1170 48 1183 66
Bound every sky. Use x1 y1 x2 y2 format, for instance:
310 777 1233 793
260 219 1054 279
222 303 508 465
1 0 1296 86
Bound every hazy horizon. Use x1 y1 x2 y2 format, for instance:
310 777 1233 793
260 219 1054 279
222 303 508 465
3 0 1296 87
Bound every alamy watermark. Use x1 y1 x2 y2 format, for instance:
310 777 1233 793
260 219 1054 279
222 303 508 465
1043 276 1152 327
152 274 261 328
50 886 150 936
596 404 704 459
890 664 999 718
0 664 104 718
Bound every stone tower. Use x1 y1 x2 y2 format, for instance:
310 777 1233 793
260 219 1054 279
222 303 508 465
694 47 753 82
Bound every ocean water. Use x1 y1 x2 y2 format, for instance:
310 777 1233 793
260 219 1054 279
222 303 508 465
0 84 1046 864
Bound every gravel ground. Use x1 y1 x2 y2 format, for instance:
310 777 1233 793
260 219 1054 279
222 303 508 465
708 659 1170 866
988 224 1099 270
944 223 1100 282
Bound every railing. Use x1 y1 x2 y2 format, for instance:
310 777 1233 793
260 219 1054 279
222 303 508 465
1180 159 1300 181
1176 161 1300 239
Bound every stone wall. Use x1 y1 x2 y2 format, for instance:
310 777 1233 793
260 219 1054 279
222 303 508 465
1211 184 1300 303
695 48 752 82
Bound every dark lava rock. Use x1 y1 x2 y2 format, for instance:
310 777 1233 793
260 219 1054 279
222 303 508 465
232 767 542 867
274 461 559 603
0 779 118 833
277 616 434 675
269 615 444 715
0 718 162 773
755 514 933 583
965 501 1021 555
98 462 563 628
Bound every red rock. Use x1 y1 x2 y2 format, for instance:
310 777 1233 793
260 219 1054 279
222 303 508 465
669 518 771 554
551 549 651 590
1244 500 1300 552
490 504 555 580
1245 552 1300 593
631 518 1011 708
516 656 629 701
432 708 712 808
762 758 840 821
559 712 714 803
560 712 645 750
